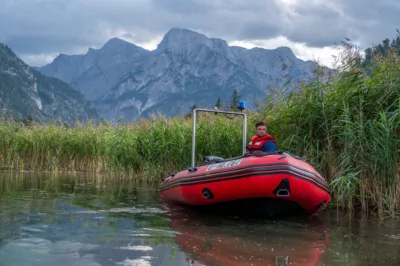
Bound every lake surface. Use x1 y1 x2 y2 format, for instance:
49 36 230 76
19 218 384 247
0 171 399 266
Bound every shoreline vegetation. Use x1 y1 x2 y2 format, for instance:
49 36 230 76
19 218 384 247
1 36 400 217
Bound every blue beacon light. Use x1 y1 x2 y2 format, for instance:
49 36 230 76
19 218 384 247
238 101 245 111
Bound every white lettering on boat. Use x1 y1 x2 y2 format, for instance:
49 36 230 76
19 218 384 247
206 159 243 171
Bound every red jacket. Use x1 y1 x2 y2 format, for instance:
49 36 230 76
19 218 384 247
246 134 277 153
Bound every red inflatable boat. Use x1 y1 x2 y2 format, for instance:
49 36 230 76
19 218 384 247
160 151 330 216
160 106 331 216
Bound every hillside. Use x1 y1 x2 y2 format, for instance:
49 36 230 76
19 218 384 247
0 43 99 124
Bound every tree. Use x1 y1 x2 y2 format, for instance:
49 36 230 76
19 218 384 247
215 98 222 110
185 104 197 118
229 89 240 111
189 104 197 111
363 47 373 71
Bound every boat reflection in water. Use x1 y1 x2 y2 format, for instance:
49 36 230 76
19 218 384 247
163 202 329 266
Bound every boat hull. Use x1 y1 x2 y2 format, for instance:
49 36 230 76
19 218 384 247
160 152 330 215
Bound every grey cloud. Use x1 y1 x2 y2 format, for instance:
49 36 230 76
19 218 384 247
294 4 340 19
333 0 400 46
337 0 400 22
281 3 353 47
0 0 400 66
146 0 283 41
0 0 284 56
0 0 153 53
150 0 211 14
4 34 97 54
279 0 400 48
238 22 281 40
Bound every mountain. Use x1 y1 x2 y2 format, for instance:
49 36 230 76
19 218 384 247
38 38 151 102
0 43 99 124
38 28 321 122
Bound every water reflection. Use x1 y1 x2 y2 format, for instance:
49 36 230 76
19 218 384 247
0 172 185 266
163 202 329 266
0 171 399 266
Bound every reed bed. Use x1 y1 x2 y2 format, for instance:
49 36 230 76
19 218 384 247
0 113 251 182
1 41 400 216
262 42 400 217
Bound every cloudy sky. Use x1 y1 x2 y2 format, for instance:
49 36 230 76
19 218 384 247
0 0 399 67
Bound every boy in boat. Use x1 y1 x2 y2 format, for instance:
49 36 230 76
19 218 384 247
246 122 278 153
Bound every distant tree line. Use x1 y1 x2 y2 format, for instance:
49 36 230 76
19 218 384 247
363 30 400 67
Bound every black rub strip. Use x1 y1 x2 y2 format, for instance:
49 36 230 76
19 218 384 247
160 170 330 194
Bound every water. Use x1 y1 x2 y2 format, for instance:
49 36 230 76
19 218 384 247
0 172 399 266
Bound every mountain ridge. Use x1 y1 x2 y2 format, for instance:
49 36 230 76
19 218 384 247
38 28 324 122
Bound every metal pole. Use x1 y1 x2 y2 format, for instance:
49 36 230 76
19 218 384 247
191 109 197 168
242 113 247 155
191 108 247 167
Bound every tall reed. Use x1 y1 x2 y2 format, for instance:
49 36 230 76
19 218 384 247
0 113 249 182
261 42 400 216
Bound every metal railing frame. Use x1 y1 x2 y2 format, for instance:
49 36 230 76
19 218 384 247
191 108 247 167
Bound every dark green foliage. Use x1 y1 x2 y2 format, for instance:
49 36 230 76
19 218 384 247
363 30 400 68
215 98 222 109
229 89 241 111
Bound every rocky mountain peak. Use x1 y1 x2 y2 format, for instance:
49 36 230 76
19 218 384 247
101 37 149 54
103 37 131 47
273 46 297 59
156 28 210 51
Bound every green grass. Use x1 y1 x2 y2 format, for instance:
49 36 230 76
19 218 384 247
1 40 400 216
